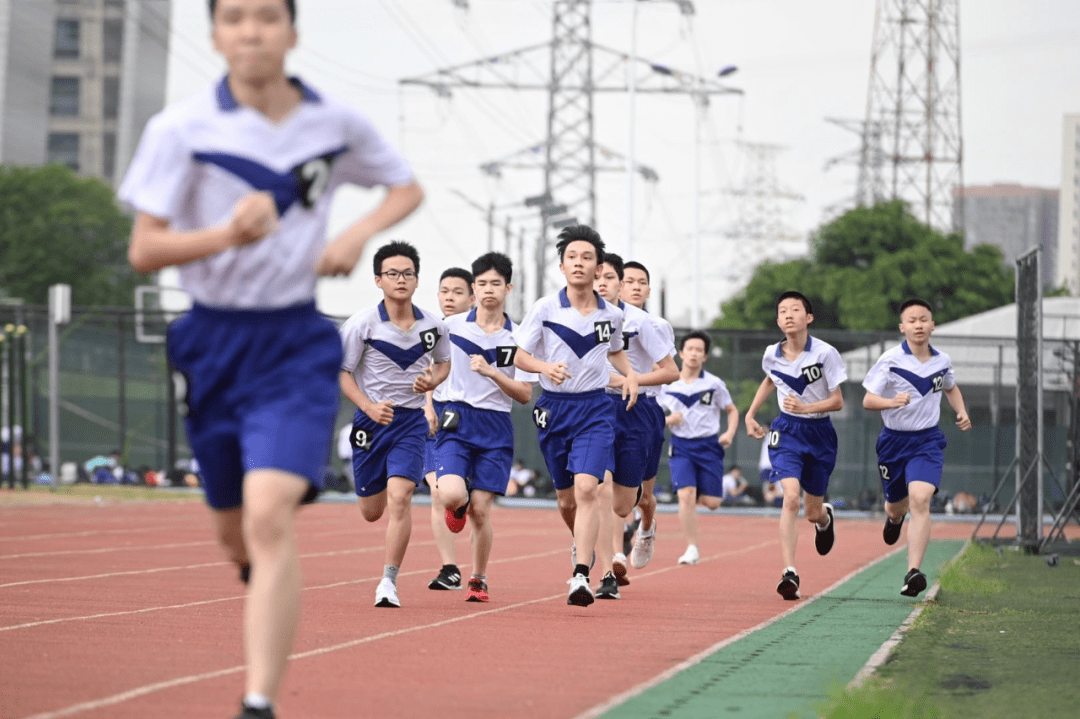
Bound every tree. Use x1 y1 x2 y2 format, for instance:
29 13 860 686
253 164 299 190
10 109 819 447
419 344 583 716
0 164 142 306
714 200 1014 330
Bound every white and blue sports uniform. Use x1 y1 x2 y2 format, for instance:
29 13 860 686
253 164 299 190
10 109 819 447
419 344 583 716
340 302 450 497
423 314 459 477
762 336 848 496
517 289 624 490
119 76 414 510
433 309 535 495
862 340 955 502
605 302 675 488
658 371 734 498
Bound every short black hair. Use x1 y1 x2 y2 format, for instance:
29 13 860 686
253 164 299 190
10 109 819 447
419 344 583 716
373 240 419 276
472 252 513 284
555 224 605 264
776 290 812 315
679 330 711 354
209 0 296 23
602 252 625 281
899 298 933 316
623 260 650 283
439 267 474 291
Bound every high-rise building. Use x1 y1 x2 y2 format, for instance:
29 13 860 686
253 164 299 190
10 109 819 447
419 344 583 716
1059 114 1080 296
0 0 170 186
954 184 1059 289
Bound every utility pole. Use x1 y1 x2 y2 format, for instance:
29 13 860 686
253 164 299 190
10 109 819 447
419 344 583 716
402 0 740 301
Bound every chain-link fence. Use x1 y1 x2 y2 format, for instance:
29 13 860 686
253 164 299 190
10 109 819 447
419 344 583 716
2 301 1076 508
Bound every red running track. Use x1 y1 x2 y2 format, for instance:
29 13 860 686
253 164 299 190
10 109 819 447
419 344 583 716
0 499 975 719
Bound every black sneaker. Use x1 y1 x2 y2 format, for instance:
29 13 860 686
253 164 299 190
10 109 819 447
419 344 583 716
238 563 251 585
900 568 927 597
815 503 835 556
428 564 462 590
777 570 800 600
233 703 275 719
596 571 621 600
883 515 904 545
622 517 640 557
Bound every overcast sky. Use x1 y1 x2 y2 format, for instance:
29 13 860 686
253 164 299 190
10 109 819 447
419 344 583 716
161 0 1080 323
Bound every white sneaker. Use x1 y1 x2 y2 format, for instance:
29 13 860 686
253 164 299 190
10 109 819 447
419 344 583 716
630 523 656 569
374 577 400 608
678 545 699 566
566 573 595 606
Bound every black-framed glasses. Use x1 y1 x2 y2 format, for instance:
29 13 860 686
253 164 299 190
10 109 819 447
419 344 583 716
378 270 417 280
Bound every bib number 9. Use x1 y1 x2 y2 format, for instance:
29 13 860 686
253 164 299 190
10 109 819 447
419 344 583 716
350 426 375 451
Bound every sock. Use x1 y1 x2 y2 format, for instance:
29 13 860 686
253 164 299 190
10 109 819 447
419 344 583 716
443 563 459 573
784 565 797 576
383 565 399 583
452 504 468 519
639 521 655 536
243 693 272 710
238 563 251 585
574 563 590 579
471 573 486 582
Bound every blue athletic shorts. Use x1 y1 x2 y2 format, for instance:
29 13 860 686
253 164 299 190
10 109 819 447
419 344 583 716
351 406 427 497
534 389 612 491
767 413 838 497
876 426 946 503
606 394 666 488
423 400 445 477
165 302 342 510
668 435 725 497
434 403 514 495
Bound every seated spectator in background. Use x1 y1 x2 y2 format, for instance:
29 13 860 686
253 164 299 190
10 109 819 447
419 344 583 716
721 465 756 506
507 459 537 497
760 437 783 507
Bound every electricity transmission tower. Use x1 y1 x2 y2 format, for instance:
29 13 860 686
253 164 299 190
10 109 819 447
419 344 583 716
401 0 741 300
862 0 963 232
822 117 885 221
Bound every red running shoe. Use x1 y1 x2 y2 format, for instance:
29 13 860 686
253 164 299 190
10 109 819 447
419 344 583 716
445 505 468 533
466 577 489 602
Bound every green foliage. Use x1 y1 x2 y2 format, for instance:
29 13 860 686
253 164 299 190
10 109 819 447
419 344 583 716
813 681 943 719
714 200 1014 330
0 164 142 306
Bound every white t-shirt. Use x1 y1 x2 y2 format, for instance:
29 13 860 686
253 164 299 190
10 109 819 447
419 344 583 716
605 302 676 397
340 301 450 410
862 340 956 431
658 371 734 439
516 288 625 394
761 335 848 419
441 309 536 413
118 76 414 309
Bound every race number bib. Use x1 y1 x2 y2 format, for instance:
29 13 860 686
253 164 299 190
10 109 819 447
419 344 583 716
350 425 375 451
419 329 440 353
594 321 612 344
532 406 551 429
496 345 518 368
439 409 461 431
767 429 781 449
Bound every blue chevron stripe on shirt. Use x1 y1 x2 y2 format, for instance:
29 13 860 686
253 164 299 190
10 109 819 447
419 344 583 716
542 321 599 359
889 367 948 396
667 391 708 408
450 334 499 365
365 339 427 371
193 146 348 216
770 369 811 395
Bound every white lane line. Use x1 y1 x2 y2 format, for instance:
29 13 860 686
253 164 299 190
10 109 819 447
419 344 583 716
847 540 968 689
15 541 779 718
572 544 906 719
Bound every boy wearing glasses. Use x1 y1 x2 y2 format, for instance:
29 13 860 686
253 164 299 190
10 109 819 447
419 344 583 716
339 241 450 609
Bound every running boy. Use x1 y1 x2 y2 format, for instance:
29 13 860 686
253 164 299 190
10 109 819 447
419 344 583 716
119 1 421 716
746 291 847 600
424 268 474 592
862 299 971 597
620 260 677 572
339 241 450 609
514 224 639 606
659 331 739 566
593 255 678 596
434 252 535 602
